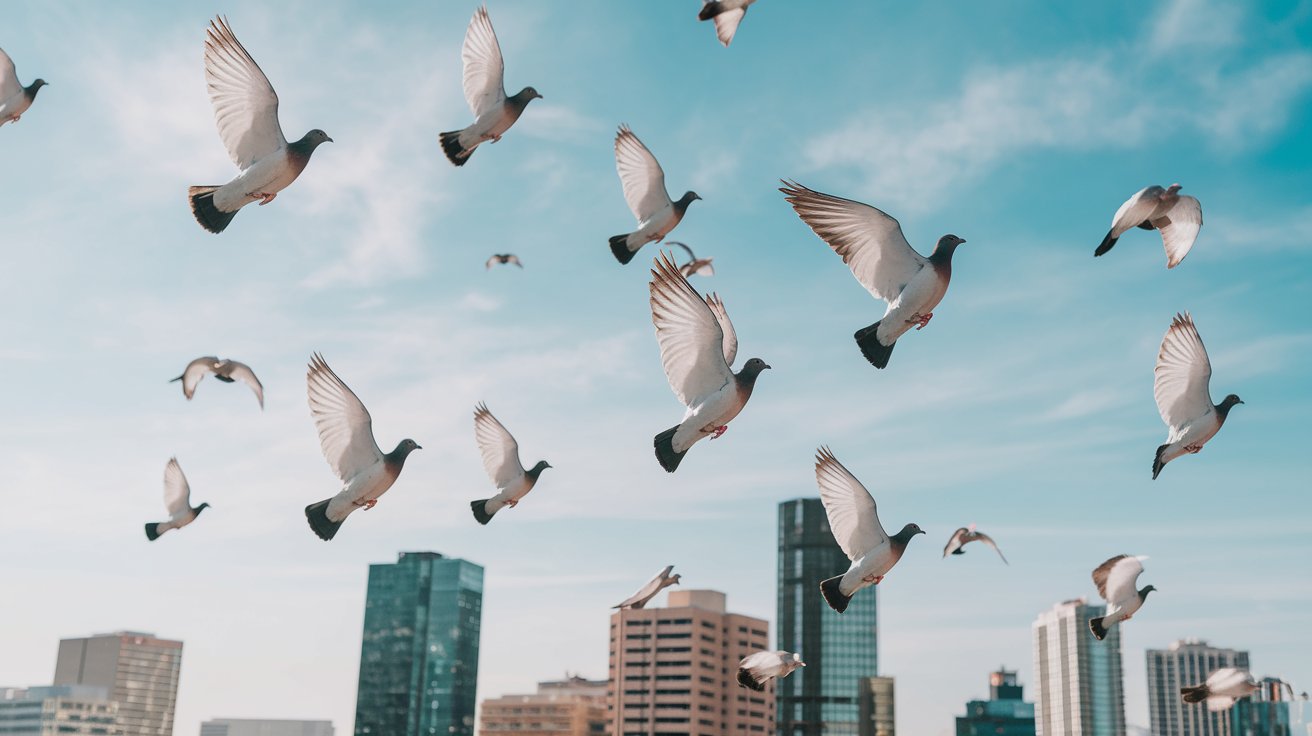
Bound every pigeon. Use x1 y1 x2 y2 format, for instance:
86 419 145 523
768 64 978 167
0 46 46 127
942 524 1008 564
649 253 768 472
669 241 715 278
780 181 966 369
470 403 551 525
609 126 701 265
613 565 682 609
1088 554 1155 641
188 17 332 234
1181 668 1259 711
171 356 264 409
1153 312 1242 479
814 446 924 613
737 651 804 692
485 253 523 269
698 0 757 47
144 458 210 541
303 353 421 541
1095 184 1202 268
439 6 541 166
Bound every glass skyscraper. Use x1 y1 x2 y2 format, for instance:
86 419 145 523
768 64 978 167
353 551 484 736
1146 639 1249 736
777 498 878 736
1032 599 1125 736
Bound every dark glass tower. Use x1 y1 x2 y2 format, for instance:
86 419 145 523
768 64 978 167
353 551 484 736
777 498 878 736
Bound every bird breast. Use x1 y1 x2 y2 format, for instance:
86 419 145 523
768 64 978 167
214 150 298 211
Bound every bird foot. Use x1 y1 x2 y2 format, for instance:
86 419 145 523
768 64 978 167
1185 444 1202 454
492 134 503 143
506 499 518 508
249 192 277 206
11 115 19 123
709 425 729 440
905 313 933 330
353 499 378 510
861 574 885 585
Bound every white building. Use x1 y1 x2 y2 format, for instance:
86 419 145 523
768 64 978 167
1032 599 1125 736
1146 639 1250 736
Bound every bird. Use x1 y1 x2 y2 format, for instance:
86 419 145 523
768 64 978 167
610 126 700 265
439 6 541 166
144 458 210 541
303 353 421 541
170 356 264 409
1095 184 1202 268
1181 668 1259 711
188 17 332 234
698 0 757 47
1153 312 1242 479
485 253 523 269
470 403 551 525
0 46 46 127
942 524 1008 564
737 650 804 692
814 446 924 613
649 253 768 472
1088 554 1154 641
613 565 682 609
669 242 715 278
780 180 966 369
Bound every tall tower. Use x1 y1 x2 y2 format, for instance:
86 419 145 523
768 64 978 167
53 631 183 736
353 552 484 736
1031 600 1125 736
1146 639 1249 736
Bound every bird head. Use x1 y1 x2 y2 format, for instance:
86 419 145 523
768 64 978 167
28 79 48 96
937 234 966 250
519 86 543 101
1220 394 1244 409
739 358 771 381
1140 584 1157 598
679 191 703 206
194 502 212 515
670 573 683 585
895 523 927 543
529 460 552 476
300 129 334 148
394 439 422 457
792 653 806 666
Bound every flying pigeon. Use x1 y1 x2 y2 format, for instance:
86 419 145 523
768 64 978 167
649 253 768 472
737 651 804 692
815 446 924 613
613 565 681 609
439 6 541 166
1095 184 1202 268
942 524 1008 564
485 253 523 269
1181 668 1259 711
1088 554 1155 641
1153 312 1242 479
188 17 332 234
0 46 46 127
303 353 421 541
780 180 966 369
698 0 757 47
669 241 715 278
609 126 700 265
171 356 264 409
470 403 551 525
144 458 210 541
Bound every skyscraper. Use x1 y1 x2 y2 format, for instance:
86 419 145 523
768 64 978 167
1146 639 1249 736
0 686 123 736
353 551 484 736
1032 600 1124 736
857 677 894 736
53 631 183 736
777 498 878 736
955 668 1036 736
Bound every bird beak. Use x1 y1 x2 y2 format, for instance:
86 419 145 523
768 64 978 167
326 136 335 143
1238 399 1245 405
763 363 772 370
917 529 927 535
415 444 423 450
537 92 544 99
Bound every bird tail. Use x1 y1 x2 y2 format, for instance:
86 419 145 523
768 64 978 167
1152 443 1169 480
1180 684 1210 704
853 321 896 369
1094 229 1118 258
188 186 239 234
654 425 688 472
610 234 638 265
736 667 766 692
698 1 724 20
305 500 343 541
819 575 852 614
470 499 498 525
1088 616 1108 641
439 130 474 166
169 374 183 383
144 523 162 541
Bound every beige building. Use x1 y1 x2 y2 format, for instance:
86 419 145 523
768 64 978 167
479 675 608 736
53 631 183 736
608 589 773 736
858 677 895 736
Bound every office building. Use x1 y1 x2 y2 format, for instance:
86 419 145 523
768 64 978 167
1232 678 1298 736
0 685 123 736
955 668 1036 736
479 675 607 736
199 719 335 736
53 631 183 736
857 677 894 736
1032 599 1124 736
1146 639 1249 736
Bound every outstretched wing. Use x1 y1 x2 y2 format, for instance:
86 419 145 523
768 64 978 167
1092 554 1144 603
1156 195 1202 269
971 531 1009 564
814 446 887 561
473 403 525 489
461 6 507 118
306 353 382 483
942 527 968 557
203 17 286 170
1154 312 1214 432
0 47 21 101
178 356 217 400
704 293 738 368
163 458 192 515
616 125 672 222
649 253 734 408
614 566 672 608
226 360 264 409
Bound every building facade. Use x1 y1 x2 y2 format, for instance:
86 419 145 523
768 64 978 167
1032 600 1124 736
1146 639 1250 736
1231 678 1298 736
857 677 894 736
479 675 607 736
955 669 1036 736
199 719 335 736
53 631 183 736
0 686 123 736
353 551 484 736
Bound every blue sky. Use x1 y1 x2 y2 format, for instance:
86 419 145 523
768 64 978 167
1 1 1309 735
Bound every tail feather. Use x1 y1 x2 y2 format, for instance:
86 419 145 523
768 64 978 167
853 321 896 369
1152 443 1169 479
305 500 343 541
144 523 162 541
188 186 238 234
470 499 497 525
1180 685 1210 704
440 130 473 166
736 668 766 691
654 425 688 472
698 1 724 20
1088 616 1108 641
819 575 852 613
610 235 637 265
1094 229 1118 257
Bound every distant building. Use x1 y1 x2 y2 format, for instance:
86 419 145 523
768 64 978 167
199 719 335 736
479 675 607 736
1231 678 1298 736
955 668 1036 736
608 589 774 736
0 685 123 736
53 631 183 736
1146 639 1250 736
858 677 895 736
1032 599 1125 736
353 551 484 736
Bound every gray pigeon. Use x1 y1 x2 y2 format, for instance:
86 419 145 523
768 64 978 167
609 126 700 264
485 253 523 269
942 524 1008 564
470 403 550 525
669 241 715 278
737 651 804 691
1095 184 1202 268
1088 554 1154 641
1153 313 1242 479
172 356 264 409
1181 668 1259 712
0 46 46 127
144 458 210 541
613 565 681 609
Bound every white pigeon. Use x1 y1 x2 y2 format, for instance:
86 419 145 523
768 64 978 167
815 446 924 613
780 180 966 369
0 46 46 127
188 17 332 234
1088 554 1155 641
1181 668 1259 712
470 403 551 525
942 524 1008 564
613 565 682 609
303 353 421 541
485 253 523 269
698 0 758 47
669 241 715 278
1095 184 1203 268
1153 312 1242 479
609 126 701 265
649 253 768 472
737 650 804 692
439 5 541 166
144 458 210 541
171 356 264 409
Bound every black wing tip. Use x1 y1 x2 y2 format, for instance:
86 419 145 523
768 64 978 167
1152 443 1169 479
854 321 894 368
819 575 851 613
1088 617 1107 641
1094 230 1117 257
470 499 495 525
305 500 341 541
439 131 472 166
736 668 766 691
144 523 162 541
654 426 687 472
188 186 237 234
610 236 637 264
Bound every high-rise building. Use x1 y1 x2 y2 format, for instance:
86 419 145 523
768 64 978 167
1031 599 1124 736
479 675 607 736
1231 678 1296 736
608 589 774 736
199 719 335 736
0 686 123 736
352 551 484 736
955 668 1036 736
53 631 183 736
857 677 894 736
1146 639 1250 736
777 498 878 736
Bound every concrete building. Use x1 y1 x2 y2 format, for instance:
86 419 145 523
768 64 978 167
1032 599 1124 736
53 631 183 736
199 719 335 736
608 589 773 736
1146 639 1250 736
0 685 123 736
479 675 607 736
955 668 1036 736
857 677 894 736
352 551 484 736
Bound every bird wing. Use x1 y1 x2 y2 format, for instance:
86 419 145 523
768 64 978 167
814 446 887 562
1155 195 1202 269
485 255 498 269
1154 312 1214 430
163 458 192 515
780 180 929 303
1206 668 1253 694
704 293 738 367
616 125 672 222
507 255 523 268
971 531 1009 564
0 47 21 101
1110 186 1162 235
669 241 696 261
1092 554 1144 603
942 527 968 557
712 8 748 47
306 353 383 483
615 566 671 608
473 403 525 488
461 5 507 119
179 356 217 399
739 651 782 678
226 360 265 409
649 253 734 408
203 17 286 170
